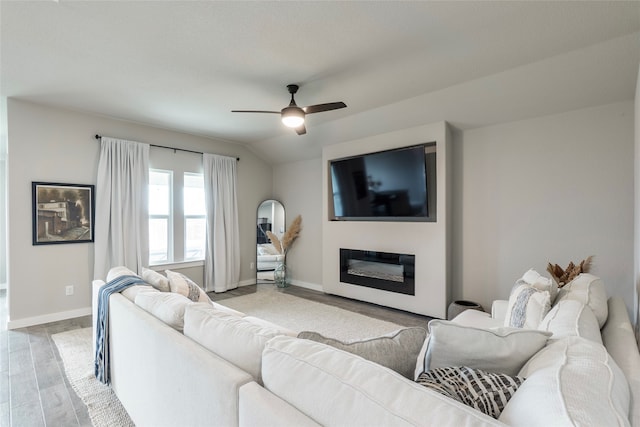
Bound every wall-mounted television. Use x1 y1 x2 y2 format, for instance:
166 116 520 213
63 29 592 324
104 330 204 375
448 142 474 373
329 143 436 222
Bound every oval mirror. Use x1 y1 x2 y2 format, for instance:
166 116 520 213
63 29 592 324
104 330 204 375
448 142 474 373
256 199 285 284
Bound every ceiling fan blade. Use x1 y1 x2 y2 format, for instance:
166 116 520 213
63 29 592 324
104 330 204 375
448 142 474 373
231 110 280 114
295 124 307 135
304 102 347 114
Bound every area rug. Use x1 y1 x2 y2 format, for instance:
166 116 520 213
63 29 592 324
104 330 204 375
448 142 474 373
52 328 134 427
219 286 403 341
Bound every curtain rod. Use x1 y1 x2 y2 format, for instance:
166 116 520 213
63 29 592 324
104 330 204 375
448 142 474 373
94 134 239 161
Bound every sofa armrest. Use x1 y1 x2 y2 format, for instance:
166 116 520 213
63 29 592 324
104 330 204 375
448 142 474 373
492 300 509 322
239 382 321 427
601 297 640 427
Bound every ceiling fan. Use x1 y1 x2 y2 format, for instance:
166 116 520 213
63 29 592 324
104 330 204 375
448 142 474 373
232 84 347 135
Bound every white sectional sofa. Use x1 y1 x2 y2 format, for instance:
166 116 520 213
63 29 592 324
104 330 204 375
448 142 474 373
92 268 640 426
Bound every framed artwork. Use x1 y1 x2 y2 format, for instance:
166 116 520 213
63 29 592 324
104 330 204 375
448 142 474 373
32 182 95 245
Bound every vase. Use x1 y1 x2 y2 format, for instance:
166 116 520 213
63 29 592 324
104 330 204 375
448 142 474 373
274 262 289 288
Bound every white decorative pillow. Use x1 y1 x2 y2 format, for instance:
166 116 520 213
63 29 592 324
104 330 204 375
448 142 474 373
504 284 551 329
416 366 525 419
134 291 193 331
106 266 139 282
298 327 428 379
521 269 558 303
183 304 294 383
538 299 602 344
499 337 630 426
555 273 608 328
165 270 210 303
423 319 551 376
141 267 170 292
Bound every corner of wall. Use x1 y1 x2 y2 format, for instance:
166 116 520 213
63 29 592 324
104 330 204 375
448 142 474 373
634 63 640 343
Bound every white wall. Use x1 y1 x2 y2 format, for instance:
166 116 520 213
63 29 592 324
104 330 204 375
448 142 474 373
0 98 7 290
453 101 635 315
273 158 324 290
322 122 450 318
635 64 639 340
6 99 272 328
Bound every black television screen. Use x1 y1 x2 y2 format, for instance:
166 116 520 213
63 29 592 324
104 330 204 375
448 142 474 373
329 143 436 222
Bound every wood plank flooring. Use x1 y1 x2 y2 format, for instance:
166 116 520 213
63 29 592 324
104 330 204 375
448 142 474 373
1 284 433 426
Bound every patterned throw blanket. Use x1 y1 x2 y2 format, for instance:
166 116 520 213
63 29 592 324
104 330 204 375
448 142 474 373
94 275 146 384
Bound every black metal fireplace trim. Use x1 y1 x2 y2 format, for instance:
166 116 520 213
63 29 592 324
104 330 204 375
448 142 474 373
339 249 415 295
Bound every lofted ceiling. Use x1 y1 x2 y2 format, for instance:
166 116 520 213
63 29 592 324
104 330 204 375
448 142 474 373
1 1 639 164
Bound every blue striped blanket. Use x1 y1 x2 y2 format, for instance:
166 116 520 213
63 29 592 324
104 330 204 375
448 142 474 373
94 275 146 384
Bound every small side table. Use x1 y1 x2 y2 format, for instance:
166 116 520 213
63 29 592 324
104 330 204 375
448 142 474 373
447 300 484 320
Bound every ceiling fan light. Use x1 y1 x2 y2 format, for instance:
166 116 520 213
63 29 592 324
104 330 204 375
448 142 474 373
281 107 305 128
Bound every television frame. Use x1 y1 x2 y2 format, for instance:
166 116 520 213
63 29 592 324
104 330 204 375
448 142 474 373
329 142 437 222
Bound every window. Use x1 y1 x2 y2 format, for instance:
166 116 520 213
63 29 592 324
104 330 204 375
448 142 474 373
149 169 172 264
148 168 206 266
184 173 206 261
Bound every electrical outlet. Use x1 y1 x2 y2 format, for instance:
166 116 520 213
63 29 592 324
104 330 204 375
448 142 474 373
65 285 74 296
250 262 255 270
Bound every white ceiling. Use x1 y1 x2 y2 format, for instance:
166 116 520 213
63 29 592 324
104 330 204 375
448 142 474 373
1 1 639 164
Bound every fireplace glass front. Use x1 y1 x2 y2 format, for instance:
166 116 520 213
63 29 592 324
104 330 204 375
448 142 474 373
340 249 415 295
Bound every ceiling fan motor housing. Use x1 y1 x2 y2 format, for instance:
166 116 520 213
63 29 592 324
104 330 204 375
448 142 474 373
281 105 305 127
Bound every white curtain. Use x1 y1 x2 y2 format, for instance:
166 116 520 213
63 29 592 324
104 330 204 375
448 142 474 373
93 137 149 280
203 154 240 292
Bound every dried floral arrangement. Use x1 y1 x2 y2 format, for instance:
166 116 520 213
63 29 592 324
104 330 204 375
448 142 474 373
546 255 594 287
266 214 302 255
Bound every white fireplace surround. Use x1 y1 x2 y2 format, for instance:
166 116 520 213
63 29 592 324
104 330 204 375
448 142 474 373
322 122 451 319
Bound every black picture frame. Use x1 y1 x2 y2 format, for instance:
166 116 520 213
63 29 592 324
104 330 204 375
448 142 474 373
32 182 95 245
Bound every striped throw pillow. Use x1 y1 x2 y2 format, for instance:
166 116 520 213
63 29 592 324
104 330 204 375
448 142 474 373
416 366 525 419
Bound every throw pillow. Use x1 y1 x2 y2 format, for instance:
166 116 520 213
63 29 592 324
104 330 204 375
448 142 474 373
165 270 210 303
503 284 551 329
423 319 551 376
297 327 428 379
520 269 558 303
554 273 608 328
416 366 525 419
141 267 171 292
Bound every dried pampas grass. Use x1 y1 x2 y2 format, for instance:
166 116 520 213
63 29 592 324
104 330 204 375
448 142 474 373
266 231 283 254
266 215 302 255
281 215 302 253
546 255 594 287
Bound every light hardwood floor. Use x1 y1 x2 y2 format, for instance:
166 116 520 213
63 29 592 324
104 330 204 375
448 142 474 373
1 284 432 426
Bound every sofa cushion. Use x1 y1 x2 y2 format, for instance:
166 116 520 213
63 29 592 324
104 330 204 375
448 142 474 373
141 267 171 292
183 304 294 384
106 265 139 282
165 269 210 303
555 273 608 328
504 284 551 329
499 336 630 426
212 301 245 317
538 299 602 344
297 327 427 379
261 335 505 426
423 320 551 376
416 366 525 419
134 291 193 331
121 284 158 302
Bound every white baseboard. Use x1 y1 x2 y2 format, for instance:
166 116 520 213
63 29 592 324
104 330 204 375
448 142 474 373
289 279 324 292
238 279 256 287
7 307 92 330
